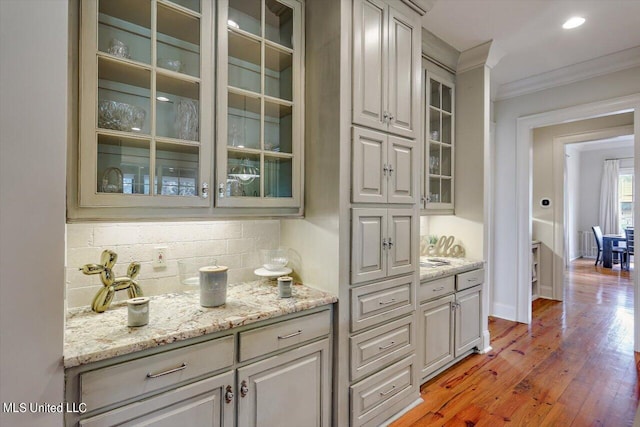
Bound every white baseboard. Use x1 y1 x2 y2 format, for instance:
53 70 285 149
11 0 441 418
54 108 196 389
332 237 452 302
490 302 516 321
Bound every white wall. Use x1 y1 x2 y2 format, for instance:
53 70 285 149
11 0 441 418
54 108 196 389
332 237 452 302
66 220 280 308
493 65 640 320
577 146 634 234
0 1 67 426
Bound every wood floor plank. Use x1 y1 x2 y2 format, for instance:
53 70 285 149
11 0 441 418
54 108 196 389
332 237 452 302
391 259 639 427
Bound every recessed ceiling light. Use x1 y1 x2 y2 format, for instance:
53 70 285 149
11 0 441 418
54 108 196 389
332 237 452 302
563 16 585 30
156 96 170 102
131 127 141 132
228 19 240 29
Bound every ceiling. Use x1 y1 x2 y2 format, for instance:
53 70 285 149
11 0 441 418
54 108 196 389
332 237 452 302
422 0 640 91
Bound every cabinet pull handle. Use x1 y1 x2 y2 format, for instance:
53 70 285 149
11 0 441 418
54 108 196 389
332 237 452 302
225 385 234 404
146 363 187 378
378 298 396 305
467 278 478 282
240 380 249 397
379 385 396 396
378 341 396 350
433 286 445 292
278 330 302 339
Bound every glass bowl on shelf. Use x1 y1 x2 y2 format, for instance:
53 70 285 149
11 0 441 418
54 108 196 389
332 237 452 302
260 248 289 271
98 100 146 132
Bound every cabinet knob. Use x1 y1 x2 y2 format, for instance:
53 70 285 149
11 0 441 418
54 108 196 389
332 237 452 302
240 380 249 397
383 164 389 176
218 183 225 198
382 238 388 250
201 182 209 199
225 385 234 404
388 237 394 248
387 165 394 175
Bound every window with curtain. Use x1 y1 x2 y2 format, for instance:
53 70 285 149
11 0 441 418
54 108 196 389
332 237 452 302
619 168 634 232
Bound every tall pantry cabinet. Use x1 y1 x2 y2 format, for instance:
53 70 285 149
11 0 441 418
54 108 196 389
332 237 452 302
350 0 421 425
281 0 423 425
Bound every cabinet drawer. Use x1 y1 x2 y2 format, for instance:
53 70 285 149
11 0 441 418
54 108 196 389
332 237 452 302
79 371 234 427
80 335 234 411
456 268 484 291
350 355 416 427
239 310 331 362
350 315 414 382
419 276 454 303
351 276 415 332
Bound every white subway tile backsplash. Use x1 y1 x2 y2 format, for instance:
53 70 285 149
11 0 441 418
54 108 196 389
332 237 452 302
227 238 255 254
65 220 280 309
195 240 228 257
66 224 94 249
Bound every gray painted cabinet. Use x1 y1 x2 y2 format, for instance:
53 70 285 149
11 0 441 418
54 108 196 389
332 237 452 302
237 339 331 427
351 208 416 284
418 270 483 381
352 126 418 205
352 0 420 139
65 308 332 427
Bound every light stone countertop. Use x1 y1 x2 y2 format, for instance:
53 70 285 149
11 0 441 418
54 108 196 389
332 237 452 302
64 281 337 368
419 256 484 281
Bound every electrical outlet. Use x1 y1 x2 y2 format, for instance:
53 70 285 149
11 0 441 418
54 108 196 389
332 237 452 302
154 246 167 268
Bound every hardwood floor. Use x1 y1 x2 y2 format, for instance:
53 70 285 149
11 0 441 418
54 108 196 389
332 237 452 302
392 258 638 426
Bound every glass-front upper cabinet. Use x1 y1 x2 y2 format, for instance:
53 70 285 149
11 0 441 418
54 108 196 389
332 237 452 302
423 70 454 213
216 0 303 207
79 0 213 208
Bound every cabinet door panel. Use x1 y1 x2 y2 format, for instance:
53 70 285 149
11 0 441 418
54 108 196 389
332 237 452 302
353 0 387 132
237 340 330 427
352 209 387 284
387 7 419 139
388 135 417 204
352 127 387 203
420 295 454 378
387 209 415 277
455 286 482 357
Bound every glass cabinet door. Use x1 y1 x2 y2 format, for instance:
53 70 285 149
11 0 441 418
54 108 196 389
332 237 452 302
217 0 302 208
425 71 454 210
80 0 212 208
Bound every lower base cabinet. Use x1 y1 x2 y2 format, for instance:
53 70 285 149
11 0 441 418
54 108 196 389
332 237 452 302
237 339 331 427
66 308 332 427
419 270 483 381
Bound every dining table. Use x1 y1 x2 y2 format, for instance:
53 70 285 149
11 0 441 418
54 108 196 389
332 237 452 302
603 234 626 268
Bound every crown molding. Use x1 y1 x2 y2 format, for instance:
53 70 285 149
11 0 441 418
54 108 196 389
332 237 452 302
495 46 640 101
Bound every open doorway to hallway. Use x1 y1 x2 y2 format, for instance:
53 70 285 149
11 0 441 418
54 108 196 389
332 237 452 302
530 113 634 306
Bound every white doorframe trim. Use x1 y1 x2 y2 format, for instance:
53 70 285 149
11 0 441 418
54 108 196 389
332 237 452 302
552 125 635 301
515 94 640 350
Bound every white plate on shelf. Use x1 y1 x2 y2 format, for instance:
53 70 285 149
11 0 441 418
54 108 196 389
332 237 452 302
254 267 292 278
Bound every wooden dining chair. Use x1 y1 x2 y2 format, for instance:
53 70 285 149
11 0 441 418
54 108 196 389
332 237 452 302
592 225 626 266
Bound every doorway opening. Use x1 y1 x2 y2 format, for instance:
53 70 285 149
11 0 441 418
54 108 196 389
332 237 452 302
516 93 639 350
